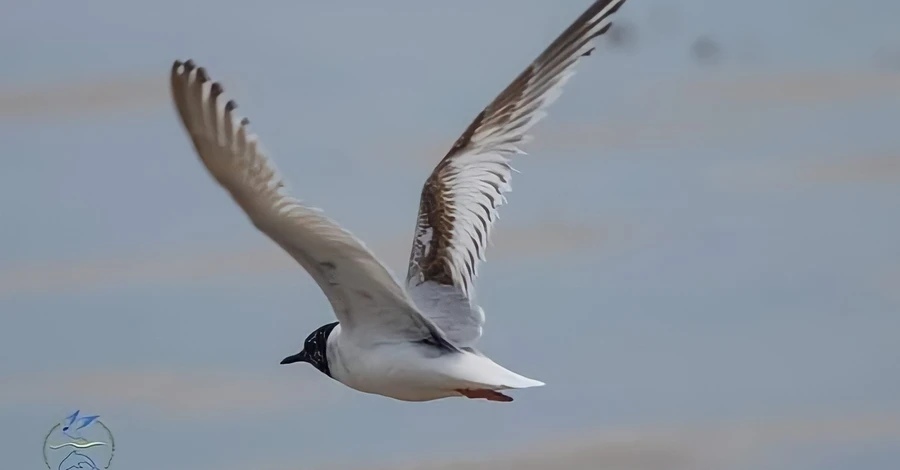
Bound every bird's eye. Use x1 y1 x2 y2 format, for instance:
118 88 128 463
62 427 68 431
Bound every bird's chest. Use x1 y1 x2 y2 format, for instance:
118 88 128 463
327 339 455 402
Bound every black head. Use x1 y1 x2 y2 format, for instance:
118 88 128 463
279 322 339 377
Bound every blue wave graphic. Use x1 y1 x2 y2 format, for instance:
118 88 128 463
49 441 107 450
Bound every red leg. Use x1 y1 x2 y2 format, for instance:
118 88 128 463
457 389 514 402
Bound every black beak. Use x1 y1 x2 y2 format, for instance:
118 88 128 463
280 350 307 365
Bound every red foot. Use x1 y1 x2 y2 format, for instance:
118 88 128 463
457 389 514 402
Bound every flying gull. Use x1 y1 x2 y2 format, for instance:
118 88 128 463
170 0 629 402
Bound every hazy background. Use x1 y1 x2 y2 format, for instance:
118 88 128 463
2 0 899 469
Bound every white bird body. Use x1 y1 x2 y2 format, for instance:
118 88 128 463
169 0 630 402
326 323 544 402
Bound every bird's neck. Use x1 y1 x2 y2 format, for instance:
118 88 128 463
323 323 344 380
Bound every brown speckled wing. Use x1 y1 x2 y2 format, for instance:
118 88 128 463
405 0 630 346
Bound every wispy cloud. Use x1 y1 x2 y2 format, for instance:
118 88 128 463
792 153 900 184
386 117 765 170
407 412 900 470
379 70 900 162
708 152 900 188
3 368 329 418
228 411 900 470
685 70 900 105
0 74 167 120
0 220 625 298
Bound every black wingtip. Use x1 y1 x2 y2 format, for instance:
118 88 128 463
210 82 224 97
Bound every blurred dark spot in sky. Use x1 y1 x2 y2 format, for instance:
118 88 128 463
607 20 638 52
690 35 721 65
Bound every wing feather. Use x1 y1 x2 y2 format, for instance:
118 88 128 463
170 60 454 348
405 0 630 345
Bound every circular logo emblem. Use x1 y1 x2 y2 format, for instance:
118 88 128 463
43 410 115 470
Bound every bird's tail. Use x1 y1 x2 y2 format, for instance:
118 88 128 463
497 370 545 390
456 354 545 390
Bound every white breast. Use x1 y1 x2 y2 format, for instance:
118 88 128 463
326 328 460 401
325 324 542 402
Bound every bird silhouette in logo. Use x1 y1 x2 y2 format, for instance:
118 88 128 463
62 410 100 443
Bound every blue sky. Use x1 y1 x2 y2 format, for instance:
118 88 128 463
1 1 899 469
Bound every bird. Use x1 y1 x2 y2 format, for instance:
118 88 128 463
61 410 99 442
169 0 629 403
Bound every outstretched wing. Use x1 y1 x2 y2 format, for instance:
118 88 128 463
405 0 629 346
74 415 99 430
170 60 455 347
